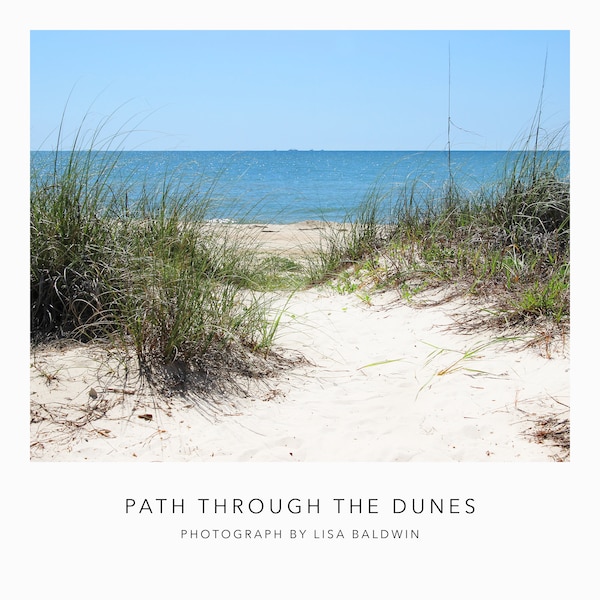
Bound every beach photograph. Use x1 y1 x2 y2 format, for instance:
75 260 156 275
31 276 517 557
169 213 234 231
8 11 596 598
29 30 570 462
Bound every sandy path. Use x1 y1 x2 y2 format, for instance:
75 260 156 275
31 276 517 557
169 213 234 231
30 284 569 462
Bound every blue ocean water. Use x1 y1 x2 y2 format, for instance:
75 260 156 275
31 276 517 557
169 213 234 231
30 150 569 224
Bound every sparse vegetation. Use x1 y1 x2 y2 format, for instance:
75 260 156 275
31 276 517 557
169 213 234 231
309 129 569 331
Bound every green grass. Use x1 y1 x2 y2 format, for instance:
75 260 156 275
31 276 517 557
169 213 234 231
30 117 293 392
306 128 569 329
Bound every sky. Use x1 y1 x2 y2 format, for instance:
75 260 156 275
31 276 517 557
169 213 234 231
30 30 570 151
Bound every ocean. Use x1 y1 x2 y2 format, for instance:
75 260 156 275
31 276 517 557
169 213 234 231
30 150 569 224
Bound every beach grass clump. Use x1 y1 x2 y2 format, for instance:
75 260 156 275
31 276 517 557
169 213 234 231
30 147 129 339
305 187 391 285
308 131 569 328
385 146 569 324
31 126 288 393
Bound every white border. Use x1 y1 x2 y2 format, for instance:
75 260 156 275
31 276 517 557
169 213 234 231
5 3 597 597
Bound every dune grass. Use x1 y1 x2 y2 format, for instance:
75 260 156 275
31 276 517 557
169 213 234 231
30 122 292 393
307 131 569 329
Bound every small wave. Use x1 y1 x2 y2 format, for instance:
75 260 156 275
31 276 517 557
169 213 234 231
206 217 237 224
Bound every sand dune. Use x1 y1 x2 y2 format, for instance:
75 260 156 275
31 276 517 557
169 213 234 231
30 276 569 462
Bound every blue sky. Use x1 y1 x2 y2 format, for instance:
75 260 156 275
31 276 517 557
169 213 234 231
30 30 569 151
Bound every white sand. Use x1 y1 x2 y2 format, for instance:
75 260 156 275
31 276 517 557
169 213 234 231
30 278 569 462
